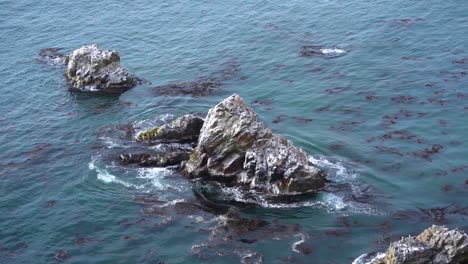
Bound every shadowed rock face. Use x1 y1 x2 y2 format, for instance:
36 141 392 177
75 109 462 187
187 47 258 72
66 44 138 93
354 225 468 264
182 94 326 194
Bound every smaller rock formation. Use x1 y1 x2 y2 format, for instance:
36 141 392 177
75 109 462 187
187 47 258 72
182 94 326 194
136 114 204 143
354 225 468 264
120 149 190 167
66 44 138 93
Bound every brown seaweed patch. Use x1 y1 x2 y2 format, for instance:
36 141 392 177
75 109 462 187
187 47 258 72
452 57 468 64
74 236 101 245
434 170 448 177
366 95 380 101
324 85 352 94
379 130 425 144
154 80 222 96
381 109 428 129
374 146 404 156
385 18 425 26
427 97 448 106
450 165 468 173
330 120 363 132
272 114 288 124
25 143 53 157
154 61 241 96
438 119 448 127
251 99 274 106
382 163 401 172
392 204 464 224
53 250 71 262
391 95 417 104
329 144 346 150
316 105 331 112
441 184 454 192
251 99 274 110
292 116 313 123
410 144 444 161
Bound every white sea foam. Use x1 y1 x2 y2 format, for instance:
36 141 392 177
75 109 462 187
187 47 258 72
309 156 357 182
291 233 309 253
320 48 346 55
352 252 385 264
89 159 137 188
133 113 174 140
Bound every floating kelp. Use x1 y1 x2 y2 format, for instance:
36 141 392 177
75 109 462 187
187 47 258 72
154 61 241 96
390 95 417 104
325 85 352 94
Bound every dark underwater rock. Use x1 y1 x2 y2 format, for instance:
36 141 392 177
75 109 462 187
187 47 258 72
36 48 69 66
354 225 468 264
66 44 138 93
182 94 326 194
136 114 204 143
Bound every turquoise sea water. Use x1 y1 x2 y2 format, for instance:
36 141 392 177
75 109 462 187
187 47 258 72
1 0 467 263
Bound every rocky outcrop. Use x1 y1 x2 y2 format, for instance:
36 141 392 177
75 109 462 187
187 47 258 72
66 44 138 93
182 94 326 194
136 114 204 143
353 225 468 264
120 148 191 167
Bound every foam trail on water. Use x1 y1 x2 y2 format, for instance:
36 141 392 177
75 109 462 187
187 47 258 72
309 156 357 181
89 159 138 188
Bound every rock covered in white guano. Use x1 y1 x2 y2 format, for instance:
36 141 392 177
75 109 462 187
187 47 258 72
182 94 326 194
66 44 138 93
353 225 468 264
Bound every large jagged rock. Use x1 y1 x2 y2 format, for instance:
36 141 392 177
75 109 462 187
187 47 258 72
66 44 138 93
182 94 326 194
136 114 204 143
353 225 468 264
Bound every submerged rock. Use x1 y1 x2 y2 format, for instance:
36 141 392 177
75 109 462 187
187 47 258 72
136 114 204 143
354 225 468 264
36 48 69 66
182 94 326 194
300 45 347 58
66 44 138 93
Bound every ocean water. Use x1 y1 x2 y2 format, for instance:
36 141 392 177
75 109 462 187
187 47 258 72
1 0 467 263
